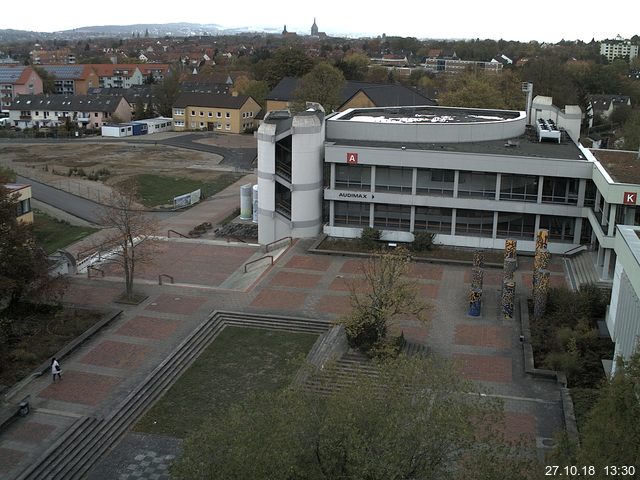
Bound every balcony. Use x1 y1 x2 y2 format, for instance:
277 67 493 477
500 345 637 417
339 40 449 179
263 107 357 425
19 115 31 120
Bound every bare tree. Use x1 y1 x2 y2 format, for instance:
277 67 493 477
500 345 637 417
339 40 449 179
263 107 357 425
338 247 430 358
98 180 157 301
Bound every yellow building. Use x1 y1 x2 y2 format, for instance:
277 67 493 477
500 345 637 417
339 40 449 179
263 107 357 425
172 93 261 133
5 184 33 224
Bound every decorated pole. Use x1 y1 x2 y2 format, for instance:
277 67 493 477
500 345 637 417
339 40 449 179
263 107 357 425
533 269 550 319
502 279 516 320
468 288 482 317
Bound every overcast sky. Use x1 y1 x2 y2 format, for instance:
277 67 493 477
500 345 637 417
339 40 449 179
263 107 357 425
6 0 639 43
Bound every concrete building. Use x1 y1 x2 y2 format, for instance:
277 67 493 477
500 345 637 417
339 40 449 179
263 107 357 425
259 104 640 283
600 38 639 62
257 106 326 244
37 65 99 95
608 225 640 369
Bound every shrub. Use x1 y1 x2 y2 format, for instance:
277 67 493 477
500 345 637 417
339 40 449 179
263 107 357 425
360 226 381 250
9 348 38 363
412 232 435 252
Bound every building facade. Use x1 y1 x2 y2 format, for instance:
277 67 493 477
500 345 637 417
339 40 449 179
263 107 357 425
8 95 132 129
38 65 99 95
4 184 33 224
172 92 260 133
0 66 43 112
600 39 639 62
258 104 640 282
607 225 640 369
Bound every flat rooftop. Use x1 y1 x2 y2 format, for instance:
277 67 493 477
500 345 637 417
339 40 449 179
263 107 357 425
328 134 586 161
590 149 640 184
335 106 521 124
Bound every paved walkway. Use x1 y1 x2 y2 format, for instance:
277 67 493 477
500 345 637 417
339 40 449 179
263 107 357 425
0 202 569 479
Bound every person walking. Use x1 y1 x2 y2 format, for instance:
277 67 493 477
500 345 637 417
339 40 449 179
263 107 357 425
51 358 62 382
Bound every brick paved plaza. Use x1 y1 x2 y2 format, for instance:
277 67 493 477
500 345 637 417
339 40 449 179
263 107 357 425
0 232 568 478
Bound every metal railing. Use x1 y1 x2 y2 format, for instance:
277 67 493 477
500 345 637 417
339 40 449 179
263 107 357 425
167 229 188 238
562 245 587 258
244 255 273 273
87 266 105 278
264 236 292 253
158 274 174 285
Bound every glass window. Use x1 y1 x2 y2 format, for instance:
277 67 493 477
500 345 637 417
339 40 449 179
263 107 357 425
584 180 597 207
375 167 413 194
500 174 538 202
16 198 31 216
335 165 371 190
374 204 411 231
496 212 535 239
457 171 497 199
539 215 575 243
334 201 369 227
455 209 494 237
414 206 452 233
542 177 578 205
416 168 454 196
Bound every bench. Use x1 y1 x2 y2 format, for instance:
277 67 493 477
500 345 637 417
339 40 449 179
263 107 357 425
0 394 31 431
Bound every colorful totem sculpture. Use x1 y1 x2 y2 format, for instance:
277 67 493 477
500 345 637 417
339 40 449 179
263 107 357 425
502 280 516 319
533 269 550 319
468 288 482 317
473 250 485 269
468 249 485 316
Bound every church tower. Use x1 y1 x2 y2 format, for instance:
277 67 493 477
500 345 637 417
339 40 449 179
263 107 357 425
311 18 319 36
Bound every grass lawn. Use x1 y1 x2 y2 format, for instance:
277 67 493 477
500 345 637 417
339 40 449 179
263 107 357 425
33 209 99 254
0 304 103 387
126 173 242 208
134 326 317 438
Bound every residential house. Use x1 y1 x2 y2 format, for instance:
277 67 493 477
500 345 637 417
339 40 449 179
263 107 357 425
370 54 409 67
265 77 436 113
4 184 33 224
588 94 632 123
138 64 171 83
90 64 145 88
87 85 154 117
491 53 513 66
0 66 43 111
172 92 260 133
38 65 99 94
8 94 131 130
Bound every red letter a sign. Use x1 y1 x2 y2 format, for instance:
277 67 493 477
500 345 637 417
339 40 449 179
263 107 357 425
346 152 358 164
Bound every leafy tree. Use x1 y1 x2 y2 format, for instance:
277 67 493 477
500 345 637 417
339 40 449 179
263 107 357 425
338 247 428 358
293 62 345 112
134 96 146 120
172 356 538 480
360 225 381 249
549 350 640 478
621 110 640 151
97 180 157 300
153 70 180 117
336 53 370 81
364 65 391 84
252 47 314 88
0 183 63 312
236 79 270 109
439 71 523 110
33 66 56 94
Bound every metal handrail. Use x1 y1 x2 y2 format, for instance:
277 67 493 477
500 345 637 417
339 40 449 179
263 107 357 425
244 255 273 273
87 266 105 278
265 236 292 253
158 274 174 285
562 245 587 258
167 229 188 238
226 235 246 243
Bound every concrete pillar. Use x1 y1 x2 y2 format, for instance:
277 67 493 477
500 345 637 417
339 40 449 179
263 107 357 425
370 165 376 193
410 205 415 232
330 163 335 189
495 173 501 201
577 179 586 207
624 206 635 224
537 175 544 203
453 170 459 198
608 204 617 236
534 214 541 234
329 200 335 227
602 249 612 280
492 211 498 238
573 217 583 245
369 203 374 227
411 168 417 196
451 209 457 236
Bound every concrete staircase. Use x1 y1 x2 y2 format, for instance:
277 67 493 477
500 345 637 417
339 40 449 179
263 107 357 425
564 252 611 291
16 311 329 480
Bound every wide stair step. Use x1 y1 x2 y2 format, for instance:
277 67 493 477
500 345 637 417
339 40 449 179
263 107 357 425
17 311 329 480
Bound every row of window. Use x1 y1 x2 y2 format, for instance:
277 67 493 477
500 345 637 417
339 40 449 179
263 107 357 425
333 201 577 242
175 109 256 119
334 165 583 205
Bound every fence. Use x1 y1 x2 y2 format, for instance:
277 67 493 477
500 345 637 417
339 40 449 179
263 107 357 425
0 158 111 204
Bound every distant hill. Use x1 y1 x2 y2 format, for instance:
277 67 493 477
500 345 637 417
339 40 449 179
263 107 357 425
0 22 229 42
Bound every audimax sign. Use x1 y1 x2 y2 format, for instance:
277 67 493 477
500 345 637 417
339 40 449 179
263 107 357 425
338 192 369 199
